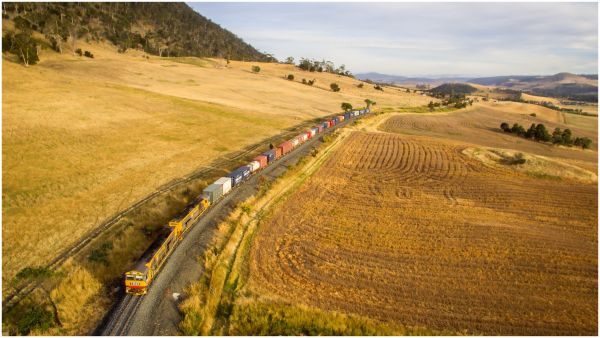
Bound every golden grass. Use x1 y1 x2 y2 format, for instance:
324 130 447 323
2 41 433 290
463 147 598 183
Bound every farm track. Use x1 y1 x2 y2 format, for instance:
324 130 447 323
250 128 598 335
2 118 330 310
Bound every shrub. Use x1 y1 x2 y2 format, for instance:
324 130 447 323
330 83 340 92
574 137 593 149
17 304 56 335
302 78 307 84
84 50 94 58
530 113 537 117
75 48 83 56
357 83 364 88
251 65 260 73
500 122 510 132
374 84 383 91
286 74 294 81
307 79 315 86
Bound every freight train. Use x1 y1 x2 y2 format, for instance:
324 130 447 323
124 108 370 295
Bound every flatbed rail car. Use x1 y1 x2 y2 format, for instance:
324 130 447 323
123 107 371 295
125 197 209 295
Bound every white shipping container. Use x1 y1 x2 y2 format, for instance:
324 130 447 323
248 161 260 173
291 139 299 147
215 177 232 195
301 134 308 142
309 129 317 137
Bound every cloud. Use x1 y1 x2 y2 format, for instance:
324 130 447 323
188 2 598 76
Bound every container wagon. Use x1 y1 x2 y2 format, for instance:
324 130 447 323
262 149 276 163
248 160 260 173
278 140 293 156
228 166 251 187
254 155 268 169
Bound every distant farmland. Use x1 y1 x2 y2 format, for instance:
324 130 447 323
248 118 597 334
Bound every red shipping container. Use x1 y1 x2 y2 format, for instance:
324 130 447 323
317 125 324 133
275 147 283 159
278 140 293 155
305 131 312 139
253 155 268 168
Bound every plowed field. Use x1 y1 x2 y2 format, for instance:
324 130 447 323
249 128 597 335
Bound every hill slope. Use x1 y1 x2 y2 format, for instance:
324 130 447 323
2 42 432 296
469 73 598 102
2 2 270 60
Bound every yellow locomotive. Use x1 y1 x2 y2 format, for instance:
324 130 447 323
125 197 210 295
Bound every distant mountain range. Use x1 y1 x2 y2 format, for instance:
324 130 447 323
356 72 598 102
355 72 472 85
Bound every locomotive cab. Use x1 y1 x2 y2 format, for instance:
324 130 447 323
125 270 148 295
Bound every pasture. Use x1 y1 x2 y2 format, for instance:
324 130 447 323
2 43 432 289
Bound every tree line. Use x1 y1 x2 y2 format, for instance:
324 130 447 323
284 57 353 78
500 122 592 149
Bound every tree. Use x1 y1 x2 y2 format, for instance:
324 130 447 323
525 123 537 139
509 123 526 136
374 84 383 91
12 32 39 66
286 74 294 81
552 127 563 144
574 137 592 149
251 65 260 73
500 122 510 132
307 79 315 86
428 101 435 112
341 102 353 111
12 267 62 333
561 128 573 146
365 99 374 109
534 123 551 142
357 83 364 88
285 56 294 65
302 78 307 84
330 83 340 92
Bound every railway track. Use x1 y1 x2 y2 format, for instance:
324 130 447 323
2 119 321 309
99 295 142 336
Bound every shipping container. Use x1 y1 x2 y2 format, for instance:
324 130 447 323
317 125 324 133
262 149 276 163
338 115 345 122
254 155 268 169
291 138 300 147
344 112 351 120
305 131 312 140
275 147 283 159
248 161 260 173
322 122 329 129
310 128 318 136
278 140 293 155
228 166 251 187
201 183 222 204
215 177 232 195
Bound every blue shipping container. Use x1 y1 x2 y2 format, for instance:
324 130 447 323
344 112 351 120
262 149 276 163
322 122 329 129
228 166 251 187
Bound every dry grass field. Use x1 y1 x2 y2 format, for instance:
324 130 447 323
248 105 597 335
2 42 432 289
520 93 598 115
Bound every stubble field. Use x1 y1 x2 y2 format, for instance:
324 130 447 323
248 106 598 335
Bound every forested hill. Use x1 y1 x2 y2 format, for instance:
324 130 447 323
2 2 271 61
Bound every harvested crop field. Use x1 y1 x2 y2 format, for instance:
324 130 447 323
249 129 598 335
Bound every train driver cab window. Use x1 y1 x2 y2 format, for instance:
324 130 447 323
135 275 144 281
126 275 135 281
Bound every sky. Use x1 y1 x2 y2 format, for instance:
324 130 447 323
188 2 598 77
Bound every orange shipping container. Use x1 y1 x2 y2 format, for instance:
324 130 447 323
254 155 268 168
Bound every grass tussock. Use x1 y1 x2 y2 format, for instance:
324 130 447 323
227 301 447 336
